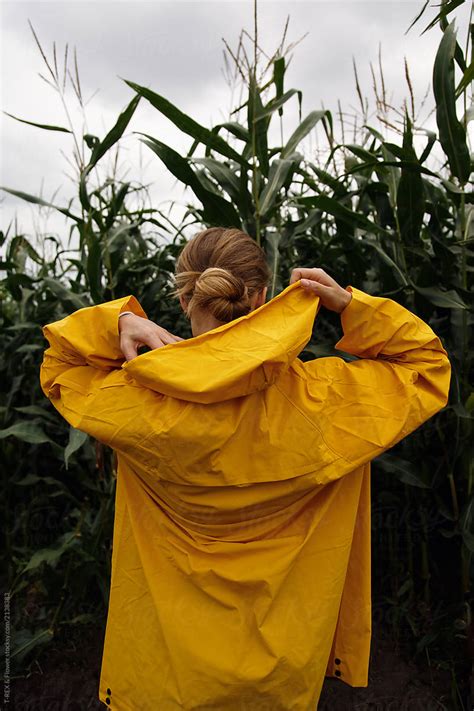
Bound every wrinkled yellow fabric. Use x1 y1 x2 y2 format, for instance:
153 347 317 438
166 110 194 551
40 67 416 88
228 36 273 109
40 282 451 711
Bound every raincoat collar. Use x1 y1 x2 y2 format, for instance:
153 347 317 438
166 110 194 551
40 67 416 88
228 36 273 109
121 281 320 404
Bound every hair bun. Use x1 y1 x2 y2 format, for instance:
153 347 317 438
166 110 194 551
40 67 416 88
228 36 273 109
174 227 271 324
192 267 251 322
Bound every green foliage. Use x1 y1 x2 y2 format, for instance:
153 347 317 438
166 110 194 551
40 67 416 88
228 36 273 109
433 20 471 183
1 3 473 704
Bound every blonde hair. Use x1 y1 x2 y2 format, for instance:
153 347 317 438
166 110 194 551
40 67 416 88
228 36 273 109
174 228 270 323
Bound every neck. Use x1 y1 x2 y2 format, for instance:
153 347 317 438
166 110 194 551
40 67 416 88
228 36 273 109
184 287 267 337
190 310 224 337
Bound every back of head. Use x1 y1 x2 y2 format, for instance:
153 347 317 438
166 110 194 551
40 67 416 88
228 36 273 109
174 228 270 323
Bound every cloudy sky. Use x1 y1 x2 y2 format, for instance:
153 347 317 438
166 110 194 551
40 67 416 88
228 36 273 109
1 0 472 246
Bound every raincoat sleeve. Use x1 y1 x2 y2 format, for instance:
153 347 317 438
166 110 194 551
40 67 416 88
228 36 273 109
303 285 451 468
40 295 148 448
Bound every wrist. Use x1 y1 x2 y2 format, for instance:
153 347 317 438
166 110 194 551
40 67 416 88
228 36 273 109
338 288 353 314
118 311 135 334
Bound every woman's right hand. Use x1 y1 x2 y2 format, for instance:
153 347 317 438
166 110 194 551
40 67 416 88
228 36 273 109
119 313 183 362
289 267 352 314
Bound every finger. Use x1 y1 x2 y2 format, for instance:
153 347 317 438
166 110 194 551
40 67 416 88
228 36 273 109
290 267 328 285
290 268 313 284
120 336 139 362
139 334 166 350
151 324 184 343
133 330 179 352
160 331 184 344
300 279 329 294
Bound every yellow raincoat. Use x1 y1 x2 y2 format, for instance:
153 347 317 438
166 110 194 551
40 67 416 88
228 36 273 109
40 282 451 711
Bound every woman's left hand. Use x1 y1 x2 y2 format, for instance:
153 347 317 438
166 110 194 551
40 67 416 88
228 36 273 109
289 267 352 314
119 313 183 362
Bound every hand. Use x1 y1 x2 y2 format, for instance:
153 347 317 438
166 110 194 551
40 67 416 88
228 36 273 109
119 313 184 362
289 267 352 314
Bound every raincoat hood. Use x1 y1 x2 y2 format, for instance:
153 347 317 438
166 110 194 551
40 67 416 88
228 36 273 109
121 281 321 403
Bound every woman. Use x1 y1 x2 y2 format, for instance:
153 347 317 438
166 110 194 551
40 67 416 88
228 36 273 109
40 227 451 710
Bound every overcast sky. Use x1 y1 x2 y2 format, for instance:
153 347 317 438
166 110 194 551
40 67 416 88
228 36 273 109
1 0 472 248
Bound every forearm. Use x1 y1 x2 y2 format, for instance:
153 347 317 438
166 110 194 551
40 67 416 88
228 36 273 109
334 286 451 413
40 295 148 401
41 296 148 369
301 287 451 468
337 286 447 361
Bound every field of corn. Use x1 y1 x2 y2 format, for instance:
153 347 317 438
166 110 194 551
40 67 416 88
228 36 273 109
1 1 473 709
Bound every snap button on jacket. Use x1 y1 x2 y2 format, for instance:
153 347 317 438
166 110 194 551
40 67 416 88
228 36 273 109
40 282 451 711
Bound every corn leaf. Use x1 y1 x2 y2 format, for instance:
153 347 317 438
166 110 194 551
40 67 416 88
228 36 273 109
64 427 88 470
140 135 241 227
460 495 474 552
273 56 285 117
0 422 53 445
397 114 425 244
376 453 431 488
281 110 331 158
0 187 82 222
433 21 471 184
256 89 301 120
211 122 250 143
192 157 252 216
413 284 467 309
3 111 72 133
88 95 141 170
259 159 294 216
455 56 474 99
297 194 390 237
248 73 270 176
125 80 246 166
